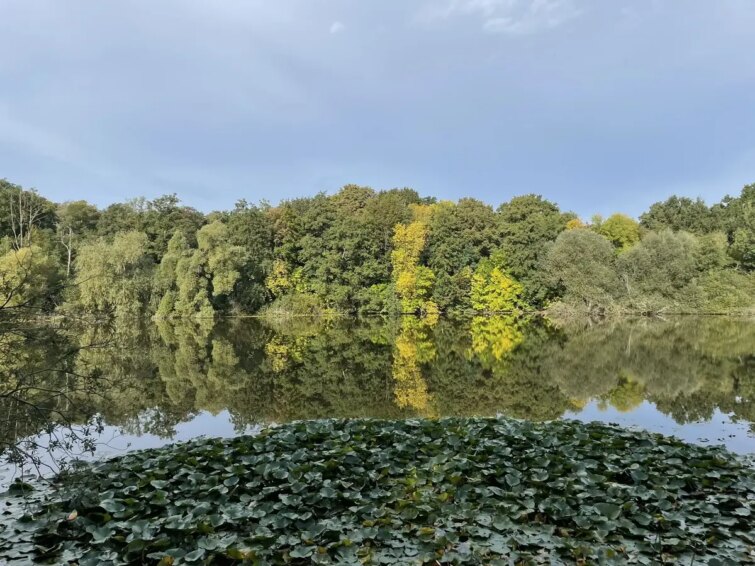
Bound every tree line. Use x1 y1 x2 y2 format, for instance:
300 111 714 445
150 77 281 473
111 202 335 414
0 178 753 317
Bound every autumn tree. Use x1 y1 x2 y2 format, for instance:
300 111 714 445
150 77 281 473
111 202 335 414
391 204 438 315
597 213 641 250
470 254 526 313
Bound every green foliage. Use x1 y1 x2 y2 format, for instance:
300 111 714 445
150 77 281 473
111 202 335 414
496 194 575 306
0 179 58 241
543 229 621 311
225 201 274 312
618 230 698 310
56 200 100 237
0 246 60 310
167 221 244 318
1 177 754 315
3 418 754 564
597 213 640 250
640 196 717 234
427 199 499 309
73 231 154 318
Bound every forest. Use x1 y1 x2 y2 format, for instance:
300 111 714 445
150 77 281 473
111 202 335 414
1 178 753 318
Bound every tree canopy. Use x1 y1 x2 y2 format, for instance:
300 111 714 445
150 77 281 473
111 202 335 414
0 178 753 317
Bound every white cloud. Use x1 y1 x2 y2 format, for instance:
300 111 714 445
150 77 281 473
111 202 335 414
329 21 345 34
422 0 581 35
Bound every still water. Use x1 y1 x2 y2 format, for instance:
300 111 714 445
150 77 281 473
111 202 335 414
1 315 754 488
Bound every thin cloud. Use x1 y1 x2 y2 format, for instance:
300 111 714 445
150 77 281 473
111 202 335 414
422 0 581 35
329 21 345 34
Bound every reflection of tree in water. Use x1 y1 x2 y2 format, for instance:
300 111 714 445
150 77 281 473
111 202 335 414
391 315 437 416
3 315 754 465
428 317 575 420
468 315 524 364
598 375 645 413
544 317 755 425
0 320 111 477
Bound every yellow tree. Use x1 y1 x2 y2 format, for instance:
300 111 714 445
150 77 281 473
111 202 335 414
391 204 438 315
470 259 526 313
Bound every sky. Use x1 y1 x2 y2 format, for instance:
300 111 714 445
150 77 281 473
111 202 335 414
1 1 754 220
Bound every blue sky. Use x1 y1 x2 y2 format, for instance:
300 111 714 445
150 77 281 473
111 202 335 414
1 1 754 219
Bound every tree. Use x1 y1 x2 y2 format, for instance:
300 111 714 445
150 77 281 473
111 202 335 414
427 198 499 310
543 229 621 312
640 196 716 234
618 230 698 309
153 231 192 318
391 205 438 315
0 246 60 311
141 195 206 261
694 232 732 272
226 201 274 312
170 221 244 318
470 256 526 312
0 181 56 248
713 184 754 270
56 200 100 278
74 231 154 318
597 213 640 250
496 194 575 305
56 201 100 237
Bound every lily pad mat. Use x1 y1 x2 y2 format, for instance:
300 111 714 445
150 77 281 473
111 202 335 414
1 417 754 564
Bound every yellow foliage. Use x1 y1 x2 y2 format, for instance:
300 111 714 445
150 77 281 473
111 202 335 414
391 317 437 415
470 263 525 312
264 335 307 373
605 377 645 412
391 208 438 315
265 259 291 297
469 315 524 364
565 218 586 230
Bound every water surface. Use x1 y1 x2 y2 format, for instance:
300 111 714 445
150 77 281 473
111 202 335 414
2 315 753 488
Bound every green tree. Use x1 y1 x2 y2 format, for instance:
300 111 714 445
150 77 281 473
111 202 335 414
640 196 716 234
427 198 499 310
496 194 575 305
0 246 60 311
226 200 274 312
171 221 244 318
714 184 754 270
0 180 57 247
153 231 192 318
73 231 154 318
543 229 621 312
618 230 698 311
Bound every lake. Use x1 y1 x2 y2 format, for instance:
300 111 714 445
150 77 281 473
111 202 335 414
1 315 754 489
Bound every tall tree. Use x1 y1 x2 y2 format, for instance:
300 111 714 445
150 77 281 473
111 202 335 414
496 194 575 305
427 198 499 310
597 213 641 250
74 231 154 318
640 196 716 234
171 221 244 318
391 205 438 315
543 229 621 312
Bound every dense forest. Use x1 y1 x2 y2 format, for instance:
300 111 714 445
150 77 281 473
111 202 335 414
1 178 753 317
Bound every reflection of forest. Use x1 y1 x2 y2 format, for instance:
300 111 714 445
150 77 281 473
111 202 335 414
2 316 754 448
